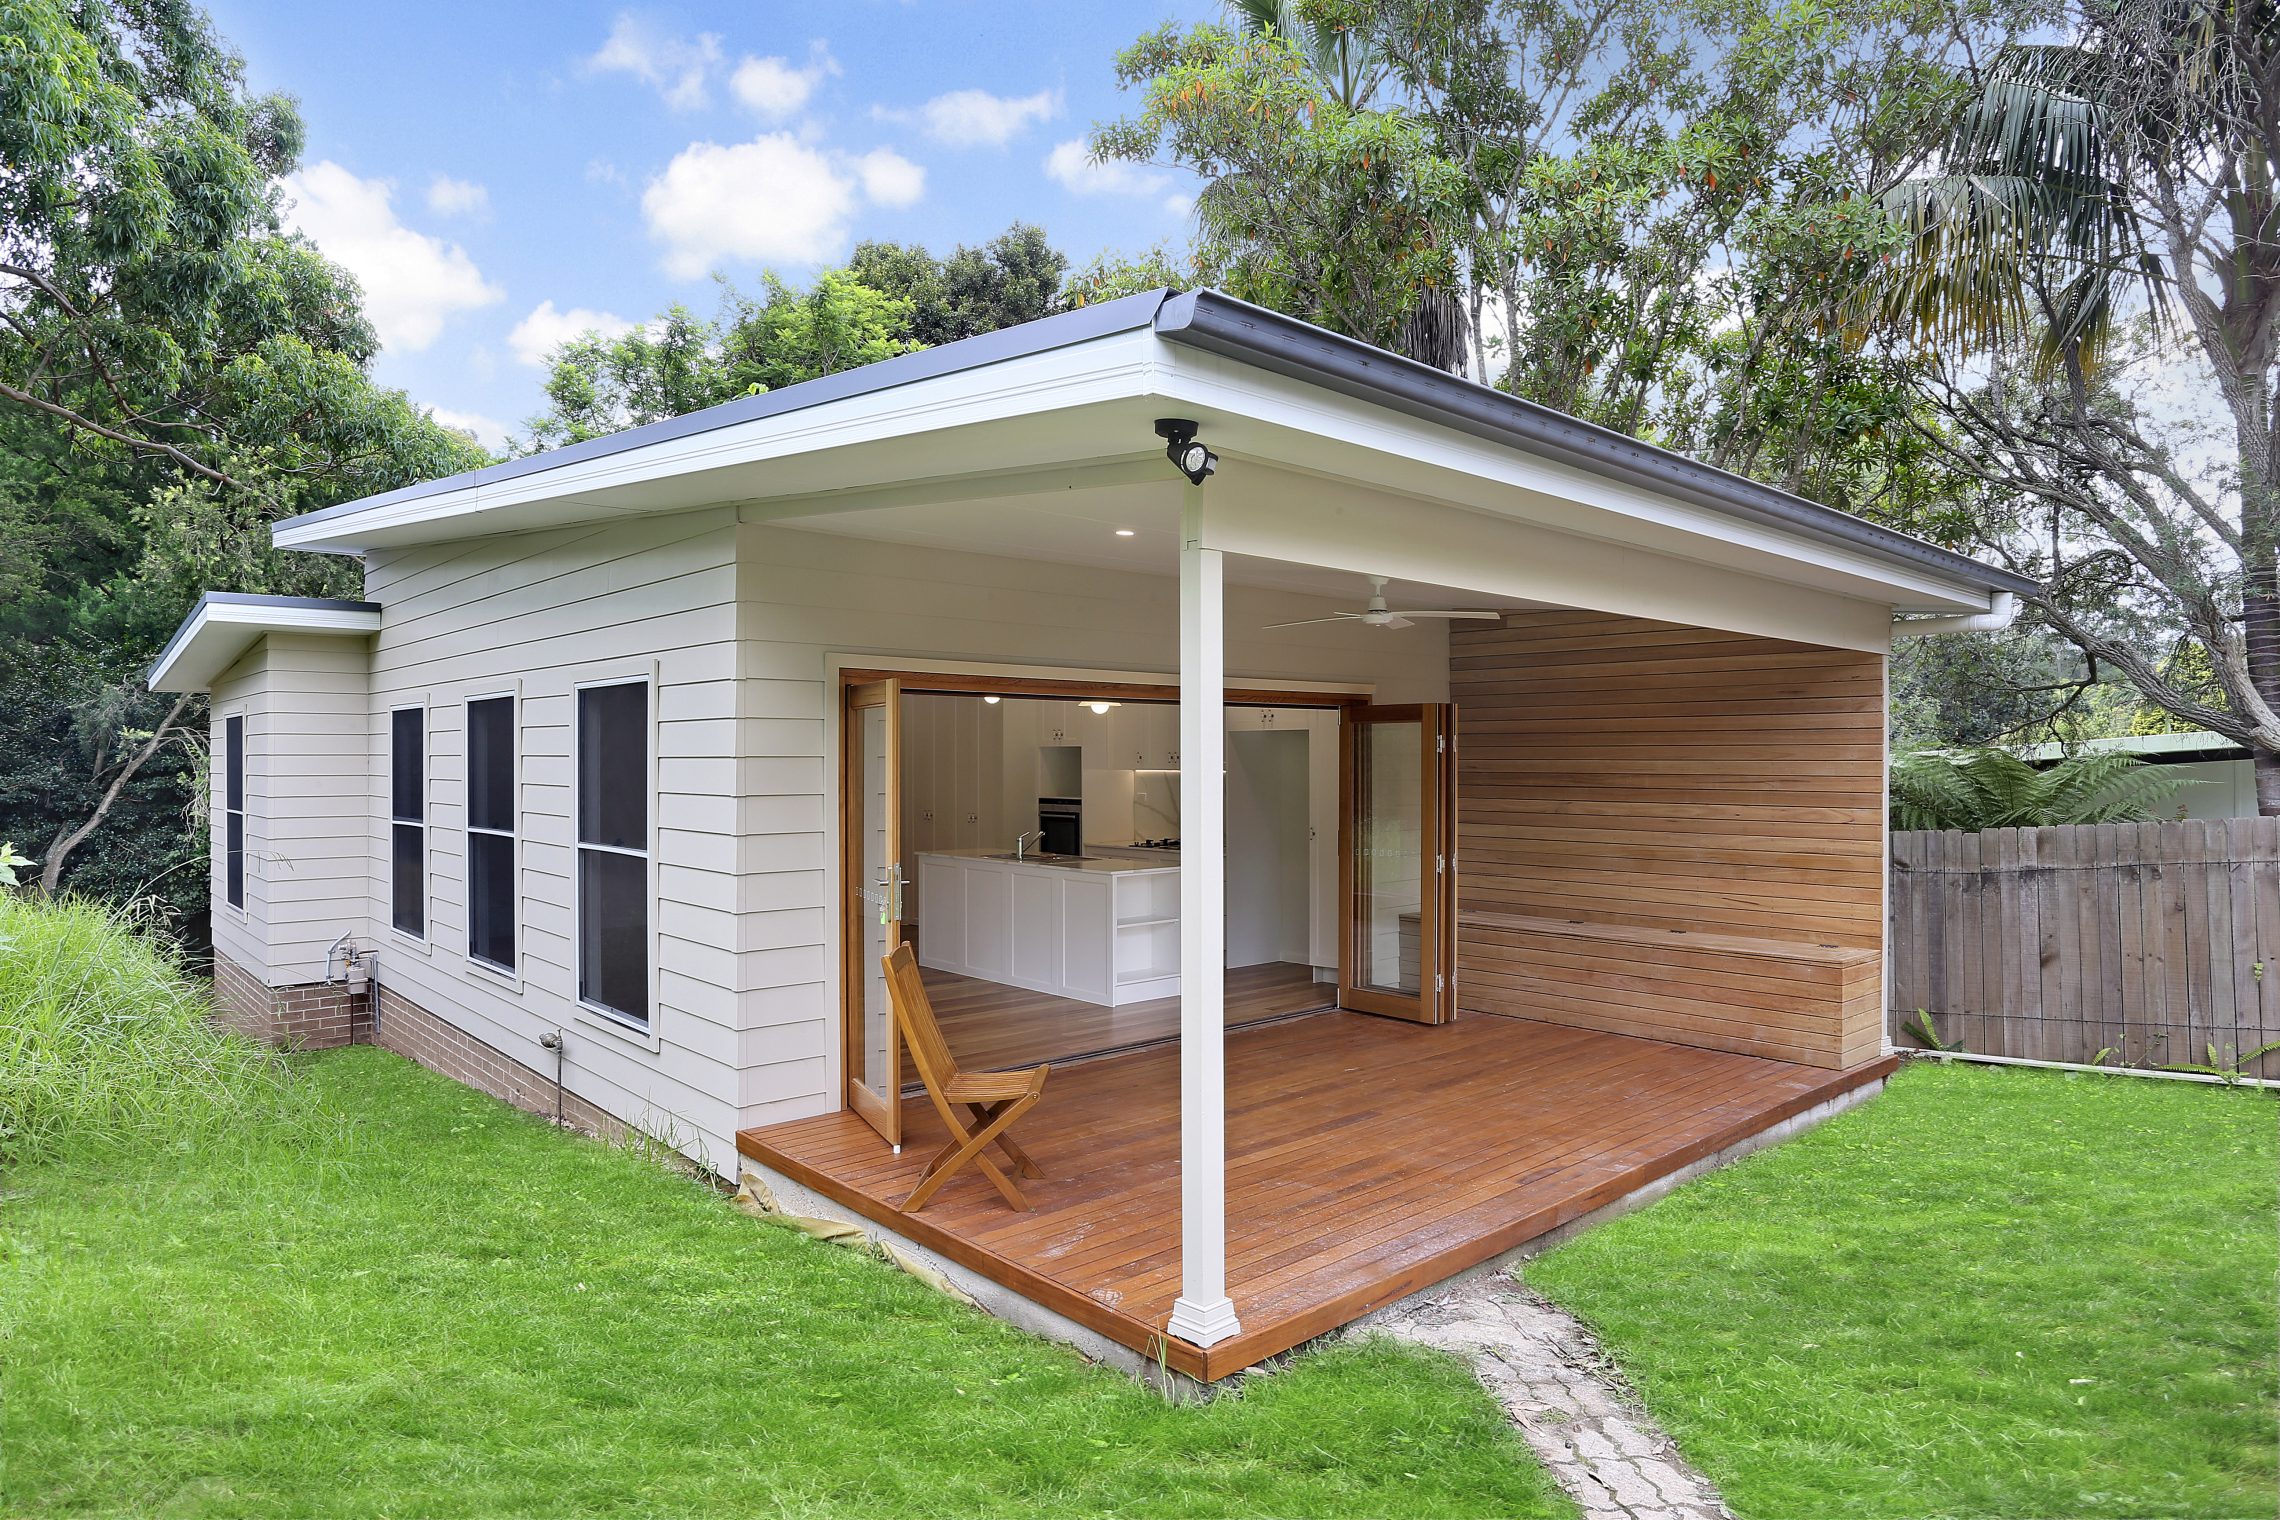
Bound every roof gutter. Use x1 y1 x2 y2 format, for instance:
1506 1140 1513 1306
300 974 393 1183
1151 291 2038 603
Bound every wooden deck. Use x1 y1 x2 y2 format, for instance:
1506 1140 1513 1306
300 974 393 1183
921 959 1331 1073
738 1011 1897 1381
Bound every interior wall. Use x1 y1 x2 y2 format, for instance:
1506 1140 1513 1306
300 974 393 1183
1450 609 1887 1066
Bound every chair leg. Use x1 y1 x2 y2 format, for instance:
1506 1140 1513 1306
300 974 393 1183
969 1103 1043 1177
901 1096 1039 1212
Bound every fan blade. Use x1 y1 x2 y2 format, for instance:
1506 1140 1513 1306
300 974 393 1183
1261 613 1362 630
1396 610 1503 620
1380 614 1414 630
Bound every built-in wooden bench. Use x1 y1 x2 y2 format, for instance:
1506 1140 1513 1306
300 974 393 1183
1458 910 1885 1069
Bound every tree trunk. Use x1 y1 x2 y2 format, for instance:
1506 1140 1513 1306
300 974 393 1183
38 693 194 897
2258 745 2280 819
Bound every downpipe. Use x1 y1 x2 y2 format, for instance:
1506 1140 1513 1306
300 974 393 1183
1890 590 2020 638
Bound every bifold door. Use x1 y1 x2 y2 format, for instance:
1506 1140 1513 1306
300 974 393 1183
1339 704 1457 1023
842 679 904 1145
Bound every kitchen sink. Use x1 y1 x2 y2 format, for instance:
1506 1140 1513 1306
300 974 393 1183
983 851 1091 865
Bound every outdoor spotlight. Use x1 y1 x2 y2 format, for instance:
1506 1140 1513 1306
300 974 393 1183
1155 418 1218 485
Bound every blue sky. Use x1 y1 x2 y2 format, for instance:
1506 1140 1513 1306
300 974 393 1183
203 2 1211 448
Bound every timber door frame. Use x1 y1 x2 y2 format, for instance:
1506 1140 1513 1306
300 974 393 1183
1338 703 1458 1023
842 678 905 1145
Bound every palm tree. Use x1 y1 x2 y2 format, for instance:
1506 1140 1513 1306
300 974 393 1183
1228 0 1385 110
1889 747 2185 831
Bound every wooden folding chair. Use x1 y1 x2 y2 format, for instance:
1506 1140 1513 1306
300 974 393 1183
882 943 1050 1212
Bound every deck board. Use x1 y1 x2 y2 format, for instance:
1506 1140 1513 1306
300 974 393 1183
738 1011 1895 1381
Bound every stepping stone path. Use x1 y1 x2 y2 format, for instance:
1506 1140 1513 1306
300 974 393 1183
1374 1276 1732 1520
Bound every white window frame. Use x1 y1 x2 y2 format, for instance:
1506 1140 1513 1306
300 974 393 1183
463 687 521 985
571 667 659 1046
388 699 429 947
220 707 248 919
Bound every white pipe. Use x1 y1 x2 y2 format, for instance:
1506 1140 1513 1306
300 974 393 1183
1908 1047 2280 1089
1891 590 2019 637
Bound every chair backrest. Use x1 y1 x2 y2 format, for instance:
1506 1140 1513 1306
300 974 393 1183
882 943 960 1094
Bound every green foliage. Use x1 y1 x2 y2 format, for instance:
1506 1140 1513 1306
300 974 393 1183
1093 22 1470 356
1899 1008 1962 1050
1889 746 2185 831
1528 1062 2279 1518
0 894 299 1165
0 841 29 887
1 1046 1566 1517
1062 244 1192 307
849 223 1068 346
720 271 919 395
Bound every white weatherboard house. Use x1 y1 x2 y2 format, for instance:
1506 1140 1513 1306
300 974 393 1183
154 289 2030 1383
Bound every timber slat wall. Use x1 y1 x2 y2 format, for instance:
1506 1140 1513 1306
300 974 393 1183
1890 819 2280 1074
1450 611 1887 1067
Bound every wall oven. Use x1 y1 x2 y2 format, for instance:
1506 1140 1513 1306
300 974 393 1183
1038 796 1082 855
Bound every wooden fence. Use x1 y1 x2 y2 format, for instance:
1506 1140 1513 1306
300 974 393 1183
1889 819 2280 1075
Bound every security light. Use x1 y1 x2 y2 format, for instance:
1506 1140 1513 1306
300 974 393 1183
1154 418 1218 485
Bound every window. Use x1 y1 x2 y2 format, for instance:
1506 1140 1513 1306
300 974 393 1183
576 681 648 1024
391 706 425 938
223 714 245 910
466 695 516 972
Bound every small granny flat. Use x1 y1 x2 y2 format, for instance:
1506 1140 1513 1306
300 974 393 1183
153 289 2029 1383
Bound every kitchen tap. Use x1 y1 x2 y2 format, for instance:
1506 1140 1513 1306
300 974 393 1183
1013 829 1043 861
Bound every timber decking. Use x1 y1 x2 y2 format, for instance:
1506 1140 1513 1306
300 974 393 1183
921 959 1331 1073
739 1010 1897 1381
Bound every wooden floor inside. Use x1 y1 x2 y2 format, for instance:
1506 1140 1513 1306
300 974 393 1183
920 959 1331 1073
739 1011 1897 1381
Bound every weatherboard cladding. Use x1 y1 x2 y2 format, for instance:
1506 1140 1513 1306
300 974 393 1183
265 289 2028 600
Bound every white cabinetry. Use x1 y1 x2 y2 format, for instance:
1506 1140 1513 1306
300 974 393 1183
916 852 1179 1006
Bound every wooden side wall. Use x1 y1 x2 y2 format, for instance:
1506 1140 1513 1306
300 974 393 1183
1450 610 1888 1067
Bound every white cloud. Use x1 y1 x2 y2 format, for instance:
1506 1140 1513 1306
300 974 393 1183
427 407 512 451
884 87 1060 147
280 161 502 352
585 158 627 188
508 300 637 368
647 133 878 277
586 12 722 111
1164 192 1194 219
1043 139 1167 198
732 43 839 119
852 147 925 209
425 174 490 217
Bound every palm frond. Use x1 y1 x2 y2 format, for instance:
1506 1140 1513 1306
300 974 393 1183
1889 747 2185 831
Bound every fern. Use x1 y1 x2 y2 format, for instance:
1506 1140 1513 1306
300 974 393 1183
1889 747 2184 832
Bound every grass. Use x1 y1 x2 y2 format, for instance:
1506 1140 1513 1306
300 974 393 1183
1 1047 1567 1519
0 894 299 1166
1526 1061 2279 1519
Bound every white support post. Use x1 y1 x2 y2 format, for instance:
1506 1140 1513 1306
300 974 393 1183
1168 480 1239 1350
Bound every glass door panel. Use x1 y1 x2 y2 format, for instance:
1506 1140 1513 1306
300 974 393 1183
1340 704 1455 1023
843 679 903 1145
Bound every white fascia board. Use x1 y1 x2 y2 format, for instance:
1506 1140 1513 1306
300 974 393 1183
273 330 1165 554
147 598 382 693
1148 342 1999 615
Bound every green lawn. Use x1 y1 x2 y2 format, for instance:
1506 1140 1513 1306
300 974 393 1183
0 1046 1565 1520
1526 1061 2279 1519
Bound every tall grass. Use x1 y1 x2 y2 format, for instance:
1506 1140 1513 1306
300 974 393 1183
0 894 298 1166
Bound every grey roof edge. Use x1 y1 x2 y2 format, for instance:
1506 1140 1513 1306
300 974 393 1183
1154 290 2039 600
272 288 1177 539
146 591 383 687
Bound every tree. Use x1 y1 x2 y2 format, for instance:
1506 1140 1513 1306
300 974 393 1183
1881 1 2280 811
849 223 1069 346
0 0 489 921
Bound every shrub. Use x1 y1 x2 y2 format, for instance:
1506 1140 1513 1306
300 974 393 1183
0 894 296 1166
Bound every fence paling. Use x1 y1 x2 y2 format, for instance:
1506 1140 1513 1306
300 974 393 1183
1888 817 2280 1076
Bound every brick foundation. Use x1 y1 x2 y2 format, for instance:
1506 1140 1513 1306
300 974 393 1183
210 951 632 1148
210 952 371 1049
372 984 626 1141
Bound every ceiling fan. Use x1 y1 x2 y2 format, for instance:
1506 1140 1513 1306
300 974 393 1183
1264 576 1503 632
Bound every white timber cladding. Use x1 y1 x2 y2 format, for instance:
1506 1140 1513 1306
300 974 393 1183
736 519 1450 1134
208 633 373 986
359 509 742 1176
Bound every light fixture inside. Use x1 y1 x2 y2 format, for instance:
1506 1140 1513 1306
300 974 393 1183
1087 700 1118 715
1114 528 1136 537
982 695 1001 705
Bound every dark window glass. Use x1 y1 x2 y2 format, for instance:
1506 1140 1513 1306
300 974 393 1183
577 684 646 848
468 831 515 969
391 821 424 936
578 850 647 1020
391 708 423 821
224 715 244 812
225 810 245 910
467 697 514 833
